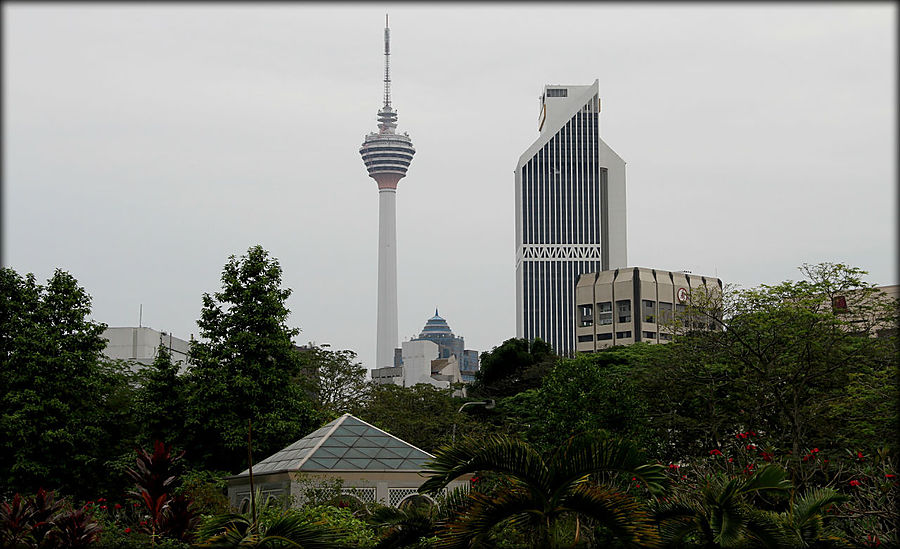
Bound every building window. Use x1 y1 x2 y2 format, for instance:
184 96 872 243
597 333 613 340
579 304 593 327
642 331 656 339
615 331 632 339
642 299 656 323
547 88 568 97
658 302 673 324
616 300 631 323
597 302 613 325
659 332 672 341
577 335 594 342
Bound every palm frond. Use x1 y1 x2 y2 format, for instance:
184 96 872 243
419 435 550 496
549 433 668 495
561 484 661 548
434 488 539 549
736 465 791 497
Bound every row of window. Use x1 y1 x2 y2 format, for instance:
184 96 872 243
577 330 677 343
579 300 688 326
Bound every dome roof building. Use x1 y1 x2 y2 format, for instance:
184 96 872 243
371 309 481 385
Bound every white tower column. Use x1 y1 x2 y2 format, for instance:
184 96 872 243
376 188 399 369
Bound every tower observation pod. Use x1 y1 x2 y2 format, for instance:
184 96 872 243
360 15 415 370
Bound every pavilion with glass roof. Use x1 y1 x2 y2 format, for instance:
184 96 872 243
226 413 468 510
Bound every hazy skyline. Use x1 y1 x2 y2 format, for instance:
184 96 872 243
5 4 896 371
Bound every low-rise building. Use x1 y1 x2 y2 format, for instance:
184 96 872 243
227 414 470 509
575 267 723 352
101 326 190 369
372 310 478 386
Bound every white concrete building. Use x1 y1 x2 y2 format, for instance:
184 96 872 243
516 81 627 356
101 326 190 368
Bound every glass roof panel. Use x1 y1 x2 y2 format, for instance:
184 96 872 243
235 414 435 476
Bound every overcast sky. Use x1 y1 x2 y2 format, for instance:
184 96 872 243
4 3 896 371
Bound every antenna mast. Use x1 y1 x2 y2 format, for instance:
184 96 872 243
383 14 391 109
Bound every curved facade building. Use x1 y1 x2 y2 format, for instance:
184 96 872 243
515 81 627 356
360 16 415 370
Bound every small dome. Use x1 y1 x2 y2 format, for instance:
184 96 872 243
418 308 454 337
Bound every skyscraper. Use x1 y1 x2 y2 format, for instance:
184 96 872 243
360 16 415 369
515 80 627 355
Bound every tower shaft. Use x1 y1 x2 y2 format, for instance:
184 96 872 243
376 188 399 370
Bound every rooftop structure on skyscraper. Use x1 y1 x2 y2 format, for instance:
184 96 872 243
360 15 415 370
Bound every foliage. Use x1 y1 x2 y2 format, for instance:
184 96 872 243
126 441 199 543
469 338 557 398
298 345 370 414
0 267 137 500
134 345 188 450
293 504 377 548
176 469 231 516
195 502 344 548
419 432 667 548
184 246 321 473
354 384 485 453
0 489 102 548
675 263 898 458
521 349 653 452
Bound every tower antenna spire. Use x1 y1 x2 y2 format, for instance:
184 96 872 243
383 14 391 110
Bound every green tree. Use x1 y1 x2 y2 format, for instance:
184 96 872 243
0 267 135 499
354 384 483 453
419 432 667 548
298 345 369 415
672 263 898 459
184 246 320 473
469 338 557 398
134 345 187 449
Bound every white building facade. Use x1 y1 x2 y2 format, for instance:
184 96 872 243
515 81 627 355
101 326 190 368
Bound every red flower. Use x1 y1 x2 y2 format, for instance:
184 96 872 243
749 431 757 436
125 528 131 534
746 444 756 450
100 505 107 510
709 449 722 456
849 479 861 487
886 474 895 478
114 504 122 510
140 521 147 526
812 448 819 453
98 498 106 502
668 463 679 469
857 451 865 460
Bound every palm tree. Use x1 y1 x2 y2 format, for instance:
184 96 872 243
418 432 667 548
755 487 851 548
195 511 342 548
653 464 797 548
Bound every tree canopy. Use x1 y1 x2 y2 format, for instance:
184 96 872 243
184 245 320 472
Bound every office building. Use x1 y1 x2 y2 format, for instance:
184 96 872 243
359 16 415 370
515 80 627 355
575 267 723 352
101 326 190 369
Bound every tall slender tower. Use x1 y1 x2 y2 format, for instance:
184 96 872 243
360 15 415 369
515 81 627 356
